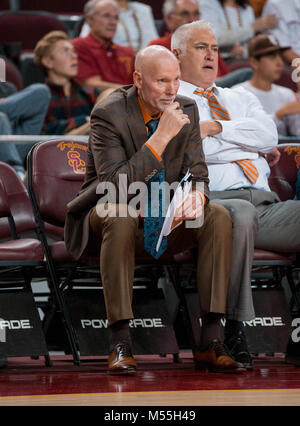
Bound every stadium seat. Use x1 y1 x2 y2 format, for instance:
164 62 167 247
27 139 91 364
269 143 300 201
0 11 67 52
0 161 49 362
274 66 298 92
226 60 250 73
1 56 23 91
19 0 86 14
0 1 10 11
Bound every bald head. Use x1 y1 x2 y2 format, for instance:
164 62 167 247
135 45 179 74
133 46 180 115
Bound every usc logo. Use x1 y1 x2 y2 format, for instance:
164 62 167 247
284 146 300 169
57 141 87 174
67 150 86 174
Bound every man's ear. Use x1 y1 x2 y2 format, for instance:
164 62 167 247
172 48 181 61
248 56 258 71
85 14 93 27
41 56 53 71
133 70 142 89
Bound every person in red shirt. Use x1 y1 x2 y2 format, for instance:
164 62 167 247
73 0 135 90
148 0 229 77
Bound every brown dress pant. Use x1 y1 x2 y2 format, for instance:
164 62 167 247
89 203 232 325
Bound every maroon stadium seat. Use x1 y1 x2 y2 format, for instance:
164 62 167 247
19 0 86 14
1 56 23 91
274 67 298 92
27 139 91 364
19 0 162 18
0 162 50 361
0 11 67 52
269 143 300 201
0 1 10 11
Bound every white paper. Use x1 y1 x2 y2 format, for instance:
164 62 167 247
156 170 192 252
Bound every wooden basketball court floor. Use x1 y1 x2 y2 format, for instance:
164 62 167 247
0 352 300 406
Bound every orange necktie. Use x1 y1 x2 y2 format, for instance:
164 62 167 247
194 88 259 184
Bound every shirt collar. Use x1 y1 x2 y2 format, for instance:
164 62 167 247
137 95 162 124
179 80 219 96
46 78 78 95
87 32 114 50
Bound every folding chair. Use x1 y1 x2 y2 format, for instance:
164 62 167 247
0 161 49 364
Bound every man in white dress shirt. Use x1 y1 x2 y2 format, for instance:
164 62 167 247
172 20 300 369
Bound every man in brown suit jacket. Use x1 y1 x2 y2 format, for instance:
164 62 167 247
65 46 245 375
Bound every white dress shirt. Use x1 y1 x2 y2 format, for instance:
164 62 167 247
263 0 300 56
178 80 278 192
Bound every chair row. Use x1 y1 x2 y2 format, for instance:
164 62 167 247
1 1 165 19
0 140 299 365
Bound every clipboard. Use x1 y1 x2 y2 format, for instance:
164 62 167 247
156 169 193 253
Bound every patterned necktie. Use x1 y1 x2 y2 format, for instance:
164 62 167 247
194 88 259 184
143 119 168 259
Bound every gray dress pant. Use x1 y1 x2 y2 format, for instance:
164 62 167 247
211 188 300 322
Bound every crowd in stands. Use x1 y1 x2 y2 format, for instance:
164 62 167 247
0 1 299 149
0 0 299 184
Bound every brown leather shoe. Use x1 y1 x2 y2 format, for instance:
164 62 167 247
107 342 137 376
194 339 246 374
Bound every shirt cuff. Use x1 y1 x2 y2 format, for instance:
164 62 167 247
144 142 162 163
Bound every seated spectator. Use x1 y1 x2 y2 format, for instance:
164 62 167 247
174 20 300 368
263 0 300 91
34 31 95 136
0 81 50 179
198 0 278 59
73 0 135 91
80 0 159 52
149 0 254 87
148 0 230 78
234 34 300 137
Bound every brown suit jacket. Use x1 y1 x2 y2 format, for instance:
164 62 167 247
64 85 210 260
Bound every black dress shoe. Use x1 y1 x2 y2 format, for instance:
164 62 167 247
0 356 7 369
107 341 137 376
194 339 246 374
224 329 253 370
